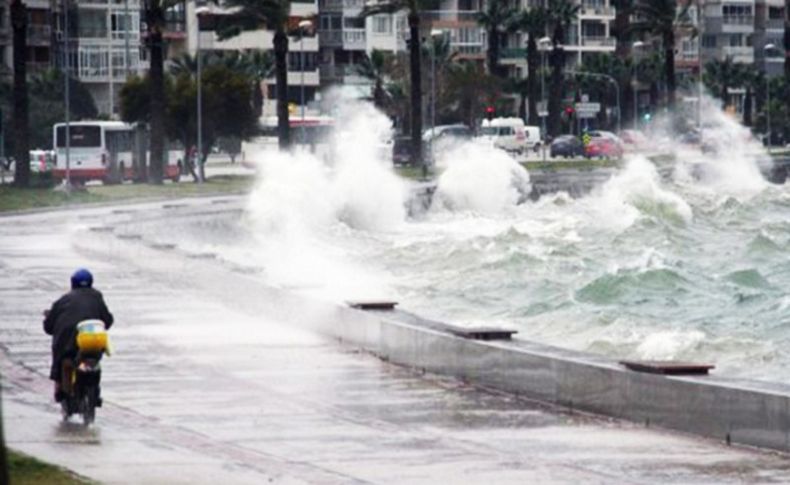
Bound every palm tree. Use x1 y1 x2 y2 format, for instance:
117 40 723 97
580 53 629 130
629 0 693 110
445 60 501 129
509 6 548 127
611 0 633 127
355 49 392 110
785 0 790 81
635 51 664 114
612 0 634 58
242 50 274 117
703 56 738 109
477 0 515 79
218 0 292 150
547 0 579 137
11 0 29 188
143 0 182 184
361 1 438 176
738 65 757 127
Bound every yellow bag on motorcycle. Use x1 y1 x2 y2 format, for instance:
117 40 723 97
76 320 110 355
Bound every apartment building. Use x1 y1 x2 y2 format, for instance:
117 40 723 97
699 0 756 65
490 0 617 79
0 0 56 79
317 0 404 91
754 0 784 76
190 0 319 116
49 0 147 117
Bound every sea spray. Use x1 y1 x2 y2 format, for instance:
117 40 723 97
433 141 531 214
244 98 405 300
330 99 407 231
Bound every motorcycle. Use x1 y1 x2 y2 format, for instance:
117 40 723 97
59 320 110 426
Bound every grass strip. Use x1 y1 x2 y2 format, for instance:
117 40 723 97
0 175 255 213
9 449 94 485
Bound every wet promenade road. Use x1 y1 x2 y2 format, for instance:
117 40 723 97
3 198 790 484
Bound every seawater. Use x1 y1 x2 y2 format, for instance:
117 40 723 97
141 97 790 384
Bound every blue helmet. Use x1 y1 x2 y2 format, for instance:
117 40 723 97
70 268 93 289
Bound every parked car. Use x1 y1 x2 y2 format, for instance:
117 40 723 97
550 135 584 158
585 137 624 159
523 125 543 152
424 124 473 163
618 129 648 152
423 124 473 143
478 117 528 154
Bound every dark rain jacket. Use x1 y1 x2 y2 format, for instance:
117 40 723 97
43 287 114 381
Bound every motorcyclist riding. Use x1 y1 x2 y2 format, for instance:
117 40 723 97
43 268 113 402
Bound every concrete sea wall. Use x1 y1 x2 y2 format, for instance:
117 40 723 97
326 306 790 453
81 200 790 454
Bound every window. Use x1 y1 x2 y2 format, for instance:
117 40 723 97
106 130 133 153
769 7 783 20
320 14 341 30
722 4 752 24
581 21 605 38
78 9 107 38
288 52 317 71
56 126 102 148
455 26 482 45
372 15 391 34
111 12 139 40
78 45 108 77
702 34 716 48
343 16 364 29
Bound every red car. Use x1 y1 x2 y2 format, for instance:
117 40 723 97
585 137 624 159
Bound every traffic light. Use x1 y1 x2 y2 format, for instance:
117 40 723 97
485 106 495 120
565 106 574 115
643 112 652 122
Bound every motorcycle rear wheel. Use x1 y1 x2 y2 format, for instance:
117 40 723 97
81 392 96 426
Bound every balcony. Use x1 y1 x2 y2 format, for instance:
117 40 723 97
27 24 51 45
318 0 363 11
320 28 366 49
722 15 754 26
343 28 365 48
421 11 480 23
765 18 784 31
721 45 754 62
501 47 526 59
319 64 369 85
320 29 342 46
580 36 615 47
580 5 615 17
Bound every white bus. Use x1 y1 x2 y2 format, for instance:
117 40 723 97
53 121 181 183
242 115 335 168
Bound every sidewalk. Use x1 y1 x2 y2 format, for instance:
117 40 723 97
3 200 790 484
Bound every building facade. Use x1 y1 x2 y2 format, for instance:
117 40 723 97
53 0 147 117
190 0 319 117
0 0 56 79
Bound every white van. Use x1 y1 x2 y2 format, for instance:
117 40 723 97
479 118 532 154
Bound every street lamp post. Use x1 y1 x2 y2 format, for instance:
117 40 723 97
298 19 312 147
632 40 645 130
538 36 551 161
764 43 776 148
429 29 443 141
64 0 72 192
697 0 704 128
196 5 209 183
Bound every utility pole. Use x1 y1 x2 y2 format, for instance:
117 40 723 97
64 0 72 191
